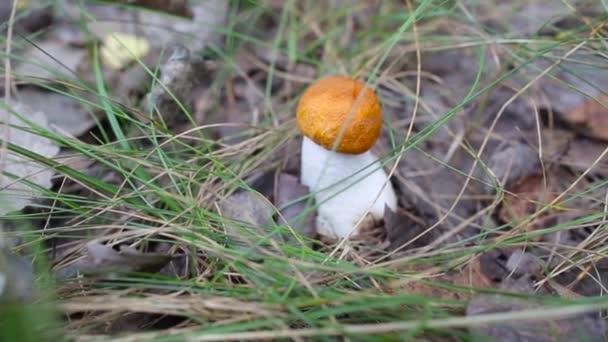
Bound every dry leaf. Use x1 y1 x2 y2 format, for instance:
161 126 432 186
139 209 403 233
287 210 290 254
467 295 607 342
452 258 497 291
396 147 481 245
398 258 497 302
467 250 563 339
498 174 555 228
101 33 151 70
276 173 316 241
384 205 435 252
14 37 85 81
505 249 543 277
529 50 608 126
144 45 206 124
217 190 277 253
105 0 193 17
483 143 539 194
0 102 59 215
17 87 96 137
562 95 608 141
0 248 34 303
55 241 172 280
65 0 227 51
0 2 53 33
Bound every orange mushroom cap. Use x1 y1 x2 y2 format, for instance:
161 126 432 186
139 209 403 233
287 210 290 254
296 76 383 154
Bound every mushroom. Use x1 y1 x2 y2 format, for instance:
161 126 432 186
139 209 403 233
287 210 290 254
296 76 397 239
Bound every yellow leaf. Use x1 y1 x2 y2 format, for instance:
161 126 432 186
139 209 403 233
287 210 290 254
100 33 150 70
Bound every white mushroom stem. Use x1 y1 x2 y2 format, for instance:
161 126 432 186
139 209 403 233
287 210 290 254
300 137 397 239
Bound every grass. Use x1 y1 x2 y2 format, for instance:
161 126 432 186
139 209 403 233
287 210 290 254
1 0 608 340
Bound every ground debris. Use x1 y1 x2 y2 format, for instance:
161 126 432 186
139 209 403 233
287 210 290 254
0 248 34 303
482 142 540 194
498 173 555 229
384 205 436 252
0 101 59 215
102 0 193 18
0 2 53 34
467 248 607 341
55 241 172 280
217 190 277 255
13 33 85 81
16 87 95 137
541 128 608 178
467 296 607 342
144 45 207 126
61 0 227 51
561 95 608 141
275 173 316 241
395 258 497 301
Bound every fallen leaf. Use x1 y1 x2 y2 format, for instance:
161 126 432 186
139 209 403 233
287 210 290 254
530 50 608 126
16 87 96 137
217 190 277 253
399 279 466 302
465 1 598 37
384 205 436 252
65 0 227 51
0 101 59 215
562 95 608 141
483 143 540 194
395 147 481 245
0 2 53 33
100 33 151 70
479 249 511 283
244 170 276 198
505 249 543 277
104 0 193 18
0 248 34 303
144 45 207 125
14 36 85 81
452 258 497 291
55 241 172 280
498 174 555 228
397 258 497 302
553 257 608 298
276 173 316 241
467 295 607 342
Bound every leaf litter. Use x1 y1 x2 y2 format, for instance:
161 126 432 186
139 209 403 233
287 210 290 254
0 101 59 215
1 0 608 340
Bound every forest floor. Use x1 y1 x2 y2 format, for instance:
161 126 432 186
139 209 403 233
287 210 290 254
1 1 608 341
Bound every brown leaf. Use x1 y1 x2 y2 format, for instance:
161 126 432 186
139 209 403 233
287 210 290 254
563 95 608 141
452 258 497 291
498 174 555 229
